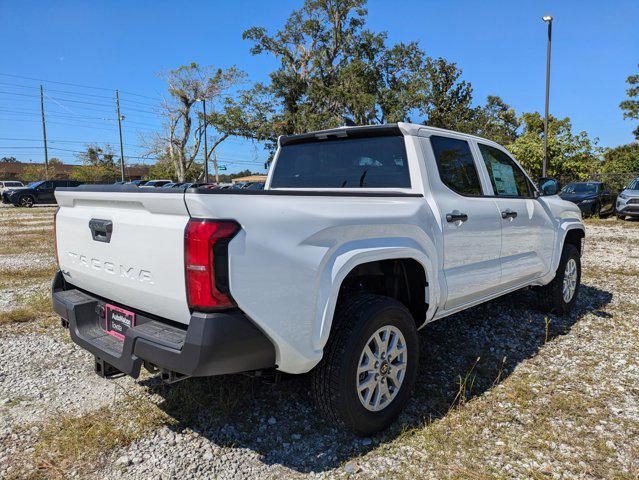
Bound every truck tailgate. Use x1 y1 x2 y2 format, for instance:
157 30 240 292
55 189 191 324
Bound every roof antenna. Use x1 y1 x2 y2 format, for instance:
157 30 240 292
341 116 357 127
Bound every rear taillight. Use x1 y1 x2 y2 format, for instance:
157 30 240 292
53 207 60 266
184 219 240 311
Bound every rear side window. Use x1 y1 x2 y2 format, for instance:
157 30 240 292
430 136 482 196
270 135 411 189
478 144 533 197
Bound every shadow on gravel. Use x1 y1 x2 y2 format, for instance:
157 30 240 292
143 284 612 474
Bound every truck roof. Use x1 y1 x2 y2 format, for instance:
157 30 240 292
278 122 502 147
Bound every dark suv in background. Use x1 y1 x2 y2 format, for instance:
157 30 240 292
558 181 616 218
2 180 82 207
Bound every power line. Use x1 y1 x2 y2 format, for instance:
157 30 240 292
0 80 160 108
0 72 161 101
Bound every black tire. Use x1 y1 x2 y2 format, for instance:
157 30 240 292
593 203 601 218
311 293 419 436
19 195 35 208
535 244 581 315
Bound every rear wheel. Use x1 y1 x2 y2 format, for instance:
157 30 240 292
19 196 34 208
311 294 419 436
535 244 581 315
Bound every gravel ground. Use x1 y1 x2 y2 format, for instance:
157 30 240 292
0 206 638 479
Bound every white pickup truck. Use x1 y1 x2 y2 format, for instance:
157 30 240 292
52 123 584 435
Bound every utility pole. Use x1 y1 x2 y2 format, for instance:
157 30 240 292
115 90 125 181
213 150 220 183
40 85 49 179
202 98 209 183
542 15 553 178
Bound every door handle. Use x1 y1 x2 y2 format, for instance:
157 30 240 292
501 209 518 220
446 211 468 223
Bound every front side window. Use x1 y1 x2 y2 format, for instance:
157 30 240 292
430 136 482 196
561 183 598 195
478 144 533 197
270 135 411 189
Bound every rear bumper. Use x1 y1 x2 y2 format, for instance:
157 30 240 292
51 271 276 379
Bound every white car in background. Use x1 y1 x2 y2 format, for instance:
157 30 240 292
0 180 25 195
616 177 639 220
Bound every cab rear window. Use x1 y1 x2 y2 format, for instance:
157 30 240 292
270 135 411 189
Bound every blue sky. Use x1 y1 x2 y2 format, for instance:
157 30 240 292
1 0 637 173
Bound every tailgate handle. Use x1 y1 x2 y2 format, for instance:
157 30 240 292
89 219 113 243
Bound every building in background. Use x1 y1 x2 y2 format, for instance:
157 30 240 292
231 174 267 184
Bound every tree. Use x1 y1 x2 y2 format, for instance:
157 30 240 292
620 64 639 139
242 0 432 136
473 95 520 145
602 143 639 174
21 157 65 182
152 63 246 182
419 57 476 132
506 112 600 181
71 145 119 183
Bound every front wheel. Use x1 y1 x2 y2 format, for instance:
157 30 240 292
19 196 34 208
535 244 581 315
311 294 419 436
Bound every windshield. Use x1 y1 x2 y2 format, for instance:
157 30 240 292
271 135 411 189
26 181 44 189
4 182 22 187
561 183 598 195
628 178 639 190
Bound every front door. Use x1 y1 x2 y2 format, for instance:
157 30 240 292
426 135 502 310
475 143 554 287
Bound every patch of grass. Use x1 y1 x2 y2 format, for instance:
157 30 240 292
0 292 52 325
583 265 639 279
0 264 56 290
25 394 171 478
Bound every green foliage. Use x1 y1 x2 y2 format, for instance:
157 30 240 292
506 113 601 180
602 143 639 174
70 145 119 183
242 0 432 136
620 64 639 139
21 158 65 182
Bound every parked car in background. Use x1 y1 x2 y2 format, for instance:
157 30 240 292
558 181 615 218
127 180 148 187
243 181 265 190
52 123 585 435
0 180 25 194
616 177 639 220
141 179 172 188
3 179 82 207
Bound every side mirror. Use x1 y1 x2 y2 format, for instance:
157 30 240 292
538 177 560 196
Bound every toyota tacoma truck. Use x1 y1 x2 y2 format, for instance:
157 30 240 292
52 123 584 435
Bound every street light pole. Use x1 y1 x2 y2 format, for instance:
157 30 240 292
542 15 553 178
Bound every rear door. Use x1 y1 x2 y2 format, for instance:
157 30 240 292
55 188 192 324
475 143 554 287
36 181 55 203
424 135 502 310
